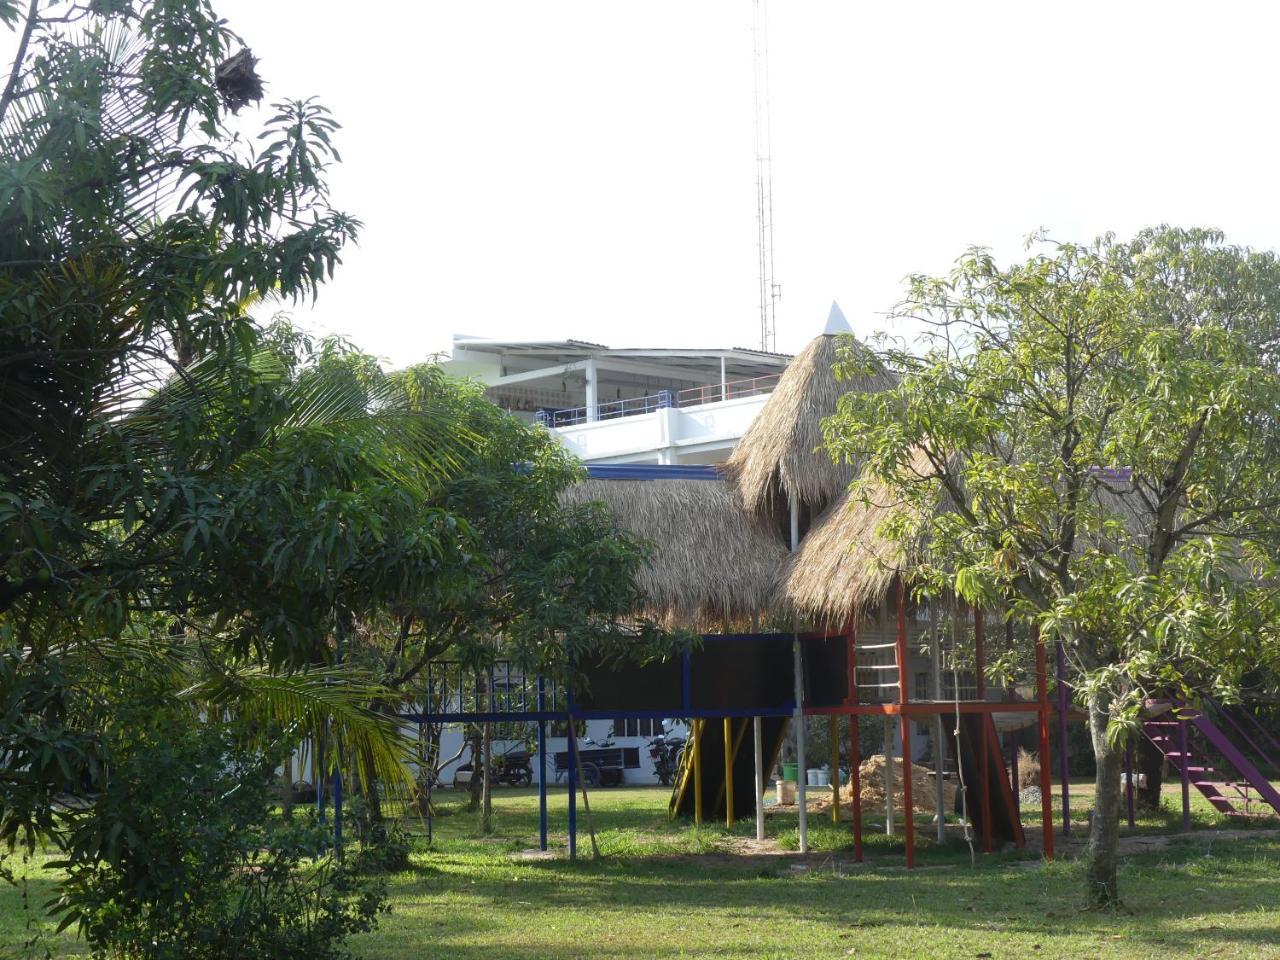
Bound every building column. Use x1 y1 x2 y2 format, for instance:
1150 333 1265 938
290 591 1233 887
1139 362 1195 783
584 358 598 422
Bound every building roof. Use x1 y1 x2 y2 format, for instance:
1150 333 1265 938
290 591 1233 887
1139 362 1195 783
451 336 791 380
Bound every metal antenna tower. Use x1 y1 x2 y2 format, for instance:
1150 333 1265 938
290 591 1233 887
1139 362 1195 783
752 0 780 353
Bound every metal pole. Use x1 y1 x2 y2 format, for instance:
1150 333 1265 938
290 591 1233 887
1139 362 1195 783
567 725 578 861
723 717 735 825
1124 738 1136 829
1034 630 1054 860
896 576 914 868
790 497 808 852
1179 719 1192 832
537 677 548 852
975 605 991 855
848 628 863 862
1056 642 1071 836
930 614 946 843
753 716 765 841
830 715 840 824
692 719 703 827
883 715 894 836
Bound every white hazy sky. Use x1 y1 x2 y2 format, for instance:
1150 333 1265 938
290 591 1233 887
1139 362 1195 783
202 3 1280 362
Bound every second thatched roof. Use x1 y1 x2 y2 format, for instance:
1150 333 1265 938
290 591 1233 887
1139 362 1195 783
560 477 788 629
724 309 895 523
775 448 938 625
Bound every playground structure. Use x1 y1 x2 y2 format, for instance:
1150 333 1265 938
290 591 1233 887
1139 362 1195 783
397 310 1280 863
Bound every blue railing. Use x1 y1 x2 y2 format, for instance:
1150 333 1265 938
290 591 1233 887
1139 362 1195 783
536 389 675 427
534 373 781 428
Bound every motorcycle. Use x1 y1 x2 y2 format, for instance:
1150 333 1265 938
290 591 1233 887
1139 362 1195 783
647 731 686 787
452 748 533 789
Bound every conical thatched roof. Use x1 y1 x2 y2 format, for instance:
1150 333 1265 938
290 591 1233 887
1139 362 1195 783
560 477 788 629
724 306 894 523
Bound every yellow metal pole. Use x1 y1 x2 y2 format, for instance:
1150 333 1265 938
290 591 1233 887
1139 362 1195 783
692 719 703 827
724 717 735 825
830 715 840 824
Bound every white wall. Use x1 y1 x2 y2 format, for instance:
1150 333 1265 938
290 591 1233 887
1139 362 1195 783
553 393 769 464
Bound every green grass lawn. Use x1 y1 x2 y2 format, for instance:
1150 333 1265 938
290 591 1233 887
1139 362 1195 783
5 784 1280 959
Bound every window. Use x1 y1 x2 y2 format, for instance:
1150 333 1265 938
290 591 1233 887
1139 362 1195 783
915 672 930 736
941 671 978 701
616 718 664 738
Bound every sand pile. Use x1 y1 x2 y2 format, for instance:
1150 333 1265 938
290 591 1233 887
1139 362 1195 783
839 754 957 815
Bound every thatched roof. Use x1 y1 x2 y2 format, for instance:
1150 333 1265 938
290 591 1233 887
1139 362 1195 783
560 477 788 628
724 309 895 523
775 471 923 626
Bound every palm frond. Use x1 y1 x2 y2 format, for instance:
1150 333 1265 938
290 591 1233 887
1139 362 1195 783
181 664 416 799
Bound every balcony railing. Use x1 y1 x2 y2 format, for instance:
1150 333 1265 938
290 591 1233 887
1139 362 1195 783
534 373 781 429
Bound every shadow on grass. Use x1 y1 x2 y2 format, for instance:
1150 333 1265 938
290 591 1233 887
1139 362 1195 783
378 831 1280 960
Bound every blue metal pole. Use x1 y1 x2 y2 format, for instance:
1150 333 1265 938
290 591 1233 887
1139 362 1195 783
567 728 578 861
537 677 548 852
567 682 578 861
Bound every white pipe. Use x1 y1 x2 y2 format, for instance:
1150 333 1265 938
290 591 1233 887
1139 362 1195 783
720 355 727 401
753 716 765 841
790 497 808 852
883 716 895 836
931 616 946 842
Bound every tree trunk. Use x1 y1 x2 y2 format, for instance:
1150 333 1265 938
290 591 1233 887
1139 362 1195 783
282 750 294 819
1135 735 1164 812
1085 690 1124 906
481 722 494 833
360 741 384 824
467 725 484 812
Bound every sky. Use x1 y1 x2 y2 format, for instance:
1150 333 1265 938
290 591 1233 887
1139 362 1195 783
143 3 1280 362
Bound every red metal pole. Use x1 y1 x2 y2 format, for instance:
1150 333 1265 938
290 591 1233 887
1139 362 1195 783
975 606 991 854
896 577 915 869
1035 628 1054 860
848 624 863 861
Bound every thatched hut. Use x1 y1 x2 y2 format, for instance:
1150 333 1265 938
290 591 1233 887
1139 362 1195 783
559 476 787 629
723 302 895 528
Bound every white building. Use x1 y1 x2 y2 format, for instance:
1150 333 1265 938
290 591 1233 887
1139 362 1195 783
444 335 791 466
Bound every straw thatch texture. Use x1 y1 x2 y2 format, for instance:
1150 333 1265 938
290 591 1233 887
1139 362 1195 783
776 450 935 625
560 478 788 628
724 334 894 522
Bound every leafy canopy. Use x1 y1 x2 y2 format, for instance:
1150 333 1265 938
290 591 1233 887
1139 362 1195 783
825 227 1280 724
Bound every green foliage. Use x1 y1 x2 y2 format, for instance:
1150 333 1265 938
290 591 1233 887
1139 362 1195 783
825 227 1280 722
369 371 681 696
0 0 474 933
824 226 1280 899
50 682 387 959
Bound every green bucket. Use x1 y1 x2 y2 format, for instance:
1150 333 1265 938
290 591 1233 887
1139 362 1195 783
781 761 799 783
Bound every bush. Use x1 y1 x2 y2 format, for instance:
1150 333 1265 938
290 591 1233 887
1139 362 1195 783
54 715 388 960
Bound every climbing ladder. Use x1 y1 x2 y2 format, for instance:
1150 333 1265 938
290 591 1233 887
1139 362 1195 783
853 637 900 704
1142 705 1280 819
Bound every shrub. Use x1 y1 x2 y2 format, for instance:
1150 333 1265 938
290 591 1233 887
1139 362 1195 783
54 715 388 960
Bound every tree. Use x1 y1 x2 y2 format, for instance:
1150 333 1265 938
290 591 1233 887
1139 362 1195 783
825 227 1280 904
0 0 473 928
348 372 677 828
